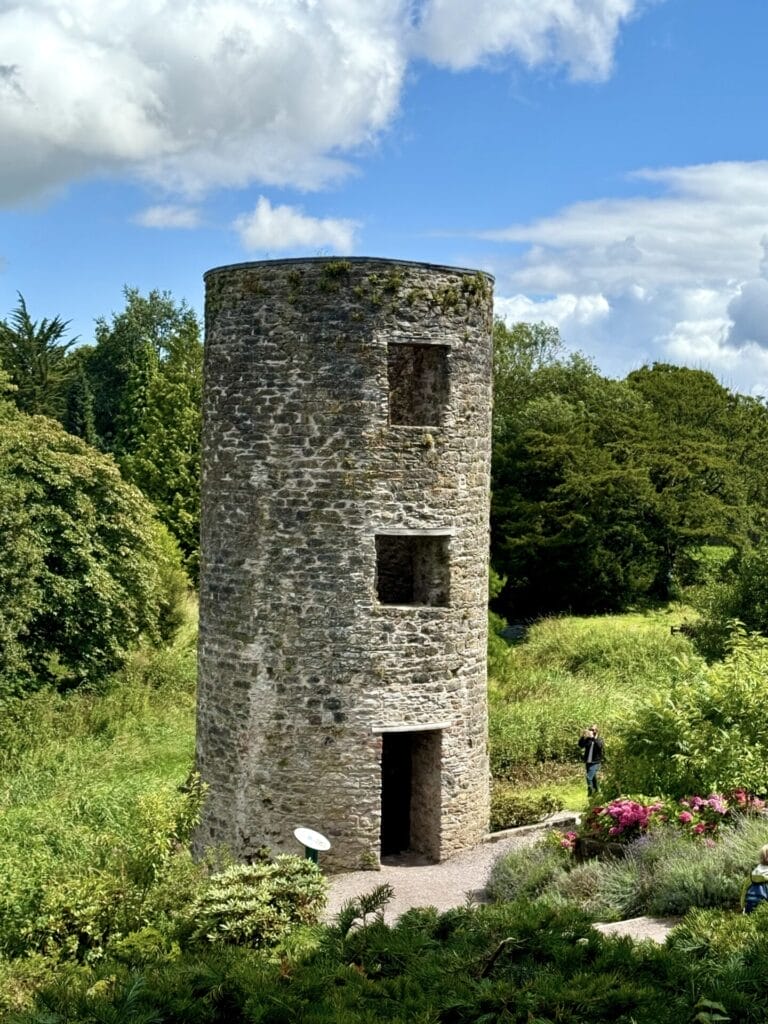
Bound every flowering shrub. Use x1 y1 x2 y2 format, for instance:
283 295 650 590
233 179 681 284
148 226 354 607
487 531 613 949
676 794 730 836
728 788 766 814
548 829 578 852
582 798 666 844
577 790 763 853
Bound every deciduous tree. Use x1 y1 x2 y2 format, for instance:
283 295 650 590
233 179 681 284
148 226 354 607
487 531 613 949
0 402 188 694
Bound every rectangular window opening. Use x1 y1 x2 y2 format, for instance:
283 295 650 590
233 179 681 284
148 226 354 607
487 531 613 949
375 534 450 607
387 343 449 426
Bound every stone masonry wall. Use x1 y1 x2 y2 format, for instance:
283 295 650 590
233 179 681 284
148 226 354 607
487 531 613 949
195 257 493 871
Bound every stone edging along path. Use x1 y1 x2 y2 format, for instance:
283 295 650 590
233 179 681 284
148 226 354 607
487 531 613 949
324 811 679 944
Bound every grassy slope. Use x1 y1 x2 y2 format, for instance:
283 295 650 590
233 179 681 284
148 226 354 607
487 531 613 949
488 604 698 807
0 604 197 895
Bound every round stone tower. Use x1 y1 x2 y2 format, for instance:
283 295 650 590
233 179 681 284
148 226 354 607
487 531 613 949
195 257 493 871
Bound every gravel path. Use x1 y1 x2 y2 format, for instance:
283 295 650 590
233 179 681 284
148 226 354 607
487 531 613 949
325 813 578 924
325 813 679 945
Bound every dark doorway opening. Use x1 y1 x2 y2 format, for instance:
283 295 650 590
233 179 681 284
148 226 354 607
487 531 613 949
380 730 442 860
381 732 411 856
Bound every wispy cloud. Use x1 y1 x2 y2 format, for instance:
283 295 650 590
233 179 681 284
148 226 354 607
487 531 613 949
413 0 641 81
133 204 201 229
233 197 359 253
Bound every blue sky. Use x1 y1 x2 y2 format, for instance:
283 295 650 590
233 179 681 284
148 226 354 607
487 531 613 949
2 0 768 394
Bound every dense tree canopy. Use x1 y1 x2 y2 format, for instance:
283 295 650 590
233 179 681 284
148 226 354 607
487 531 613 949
83 288 203 578
0 288 203 580
491 321 768 618
0 400 188 695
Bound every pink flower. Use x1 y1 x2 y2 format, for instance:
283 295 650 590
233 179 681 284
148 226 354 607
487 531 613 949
693 822 706 834
678 811 693 823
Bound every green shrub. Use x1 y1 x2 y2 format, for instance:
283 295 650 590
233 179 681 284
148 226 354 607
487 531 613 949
546 859 627 920
674 545 736 590
0 952 67 1017
108 927 180 967
0 789 206 962
486 843 566 903
608 631 768 797
647 858 741 916
490 782 563 831
180 857 328 948
11 901 716 1024
687 542 768 660
667 906 766 961
490 815 768 924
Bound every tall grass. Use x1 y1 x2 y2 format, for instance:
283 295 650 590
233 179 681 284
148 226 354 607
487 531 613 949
0 597 198 963
489 606 698 784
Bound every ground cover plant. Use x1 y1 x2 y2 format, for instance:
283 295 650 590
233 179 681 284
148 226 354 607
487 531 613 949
14 894 768 1024
488 798 768 922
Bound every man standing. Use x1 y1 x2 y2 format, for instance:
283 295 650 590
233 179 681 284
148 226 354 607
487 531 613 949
578 724 604 798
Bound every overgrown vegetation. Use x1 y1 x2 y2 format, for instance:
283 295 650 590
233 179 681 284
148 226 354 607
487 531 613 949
607 630 768 797
487 608 694 786
0 609 329 1012
0 607 199 969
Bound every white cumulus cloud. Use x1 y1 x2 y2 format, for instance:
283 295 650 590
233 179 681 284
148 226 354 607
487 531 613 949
494 292 610 327
233 197 359 253
0 0 651 205
481 161 768 391
413 0 639 81
0 0 407 204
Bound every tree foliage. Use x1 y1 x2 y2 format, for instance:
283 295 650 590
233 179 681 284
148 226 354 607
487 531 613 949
85 288 202 578
62 351 97 444
0 293 77 419
491 321 768 617
0 403 188 694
